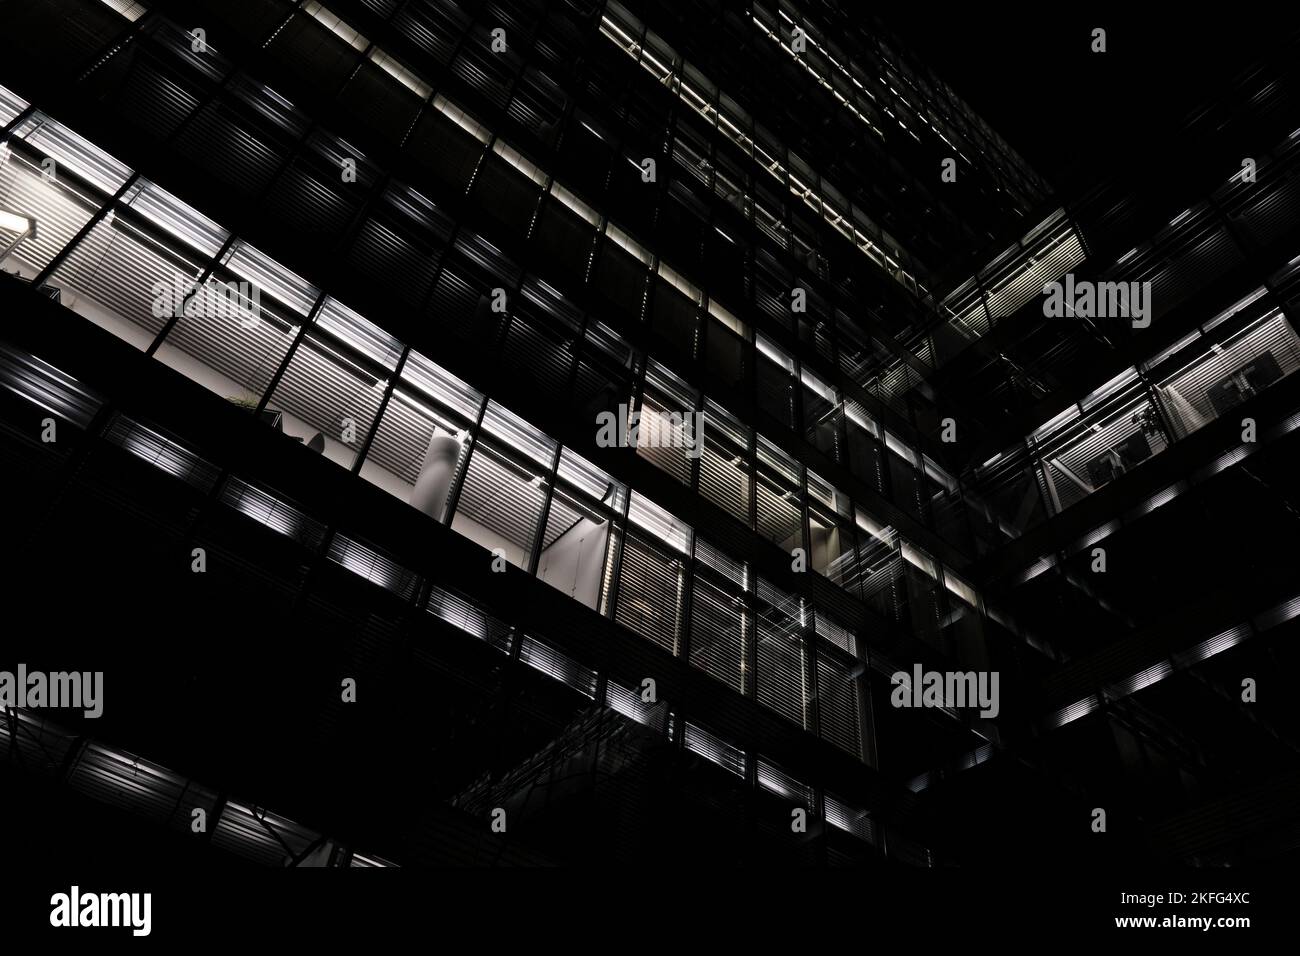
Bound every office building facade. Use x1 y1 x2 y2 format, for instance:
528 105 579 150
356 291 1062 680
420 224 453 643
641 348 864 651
2 0 1299 867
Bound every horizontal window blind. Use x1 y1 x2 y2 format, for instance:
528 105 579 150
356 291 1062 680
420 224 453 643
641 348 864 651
615 531 686 655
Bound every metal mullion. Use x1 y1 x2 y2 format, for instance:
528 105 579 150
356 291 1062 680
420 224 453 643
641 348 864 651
800 595 819 738
30 0 318 312
137 1 312 157
31 173 141 288
687 383 705 497
457 6 547 204
145 232 240 357
75 5 164 82
325 0 486 257
349 344 412 475
599 464 634 621
253 290 329 419
524 443 563 576
142 22 378 360
675 527 697 662
0 104 36 140
439 396 490 529
171 296 326 546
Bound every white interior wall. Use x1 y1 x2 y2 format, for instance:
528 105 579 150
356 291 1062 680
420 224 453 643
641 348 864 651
537 515 609 610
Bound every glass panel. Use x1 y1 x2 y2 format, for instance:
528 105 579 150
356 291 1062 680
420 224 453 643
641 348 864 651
818 646 864 758
755 578 810 729
1155 310 1300 438
359 349 482 517
636 361 699 486
537 449 625 610
46 183 217 350
1032 374 1169 514
755 436 802 550
690 537 748 694
450 401 555 569
756 333 796 427
264 298 398 469
616 500 688 654
697 399 751 524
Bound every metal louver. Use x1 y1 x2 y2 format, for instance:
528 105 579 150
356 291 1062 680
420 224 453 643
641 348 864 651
519 635 598 698
327 533 419 600
817 649 864 758
615 531 686 655
756 758 814 807
689 574 748 694
222 477 326 547
755 579 811 729
0 342 101 428
683 722 746 776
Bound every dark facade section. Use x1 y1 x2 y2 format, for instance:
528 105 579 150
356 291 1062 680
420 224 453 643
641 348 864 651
1 0 1299 870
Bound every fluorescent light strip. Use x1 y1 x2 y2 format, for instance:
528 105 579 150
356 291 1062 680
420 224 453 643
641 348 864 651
368 49 432 99
303 2 368 52
0 210 34 234
97 0 146 22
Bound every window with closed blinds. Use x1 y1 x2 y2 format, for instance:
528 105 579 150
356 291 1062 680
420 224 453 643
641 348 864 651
450 402 555 571
426 584 513 654
808 471 858 591
534 182 600 281
574 321 636 422
755 578 811 729
156 261 308 407
605 679 670 731
327 533 419 600
592 222 651 319
697 399 751 525
689 569 748 695
361 350 481 516
266 296 400 471
222 477 326 547
615 532 687 655
845 401 886 493
38 182 205 346
756 758 814 807
451 25 519 108
651 259 703 358
346 201 443 311
518 635 597 698
1155 308 1300 439
636 361 698 486
817 644 864 759
753 249 793 329
756 437 803 551
856 506 905 622
901 541 944 645
704 300 749 387
824 793 876 844
505 277 583 400
814 609 857 656
756 332 797 427
615 494 689 655
406 95 490 195
265 143 365 245
684 722 746 776
106 416 219 491
802 367 842 460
